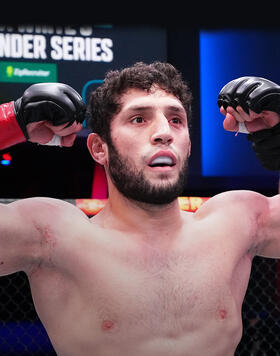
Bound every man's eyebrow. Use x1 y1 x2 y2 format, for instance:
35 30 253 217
125 105 153 112
166 105 186 114
124 105 186 113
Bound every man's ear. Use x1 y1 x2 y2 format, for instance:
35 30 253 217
87 133 108 165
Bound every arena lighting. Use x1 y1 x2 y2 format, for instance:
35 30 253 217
0 152 11 166
76 197 210 215
0 197 210 215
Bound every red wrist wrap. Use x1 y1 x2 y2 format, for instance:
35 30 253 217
0 102 26 150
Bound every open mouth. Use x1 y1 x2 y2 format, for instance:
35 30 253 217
148 156 176 168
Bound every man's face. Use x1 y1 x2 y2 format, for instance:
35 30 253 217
106 87 191 205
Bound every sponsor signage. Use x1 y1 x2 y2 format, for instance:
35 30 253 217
0 61 57 83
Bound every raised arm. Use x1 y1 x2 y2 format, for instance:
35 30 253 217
0 82 85 150
253 194 280 258
0 198 77 276
0 198 53 276
217 76 280 257
0 197 89 276
217 76 280 170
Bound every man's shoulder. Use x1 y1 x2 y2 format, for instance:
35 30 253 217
11 197 89 223
195 190 267 219
210 190 266 205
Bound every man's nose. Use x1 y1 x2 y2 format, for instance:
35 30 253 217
151 117 174 146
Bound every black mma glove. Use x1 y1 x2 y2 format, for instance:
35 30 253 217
217 76 280 114
13 83 85 139
217 76 280 170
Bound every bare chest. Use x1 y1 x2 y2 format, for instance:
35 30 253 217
29 225 253 356
80 236 252 336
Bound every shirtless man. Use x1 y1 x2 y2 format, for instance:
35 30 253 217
1 63 280 356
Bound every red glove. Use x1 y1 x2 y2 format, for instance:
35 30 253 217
0 102 25 150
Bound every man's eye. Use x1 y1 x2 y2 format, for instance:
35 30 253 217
170 118 181 124
131 116 144 124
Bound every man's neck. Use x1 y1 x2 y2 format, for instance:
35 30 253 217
96 188 184 243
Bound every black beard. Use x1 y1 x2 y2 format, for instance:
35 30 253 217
107 141 188 205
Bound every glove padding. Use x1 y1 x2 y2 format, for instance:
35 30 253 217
247 123 280 170
14 83 85 139
218 76 280 170
217 76 280 114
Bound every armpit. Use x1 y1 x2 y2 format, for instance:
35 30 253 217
247 239 269 258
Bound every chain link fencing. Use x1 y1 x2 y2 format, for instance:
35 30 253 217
0 271 56 356
236 257 280 355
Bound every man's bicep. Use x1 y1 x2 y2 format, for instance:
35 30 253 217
0 198 47 275
255 194 280 258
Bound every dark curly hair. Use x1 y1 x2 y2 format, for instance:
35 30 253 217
86 61 193 143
